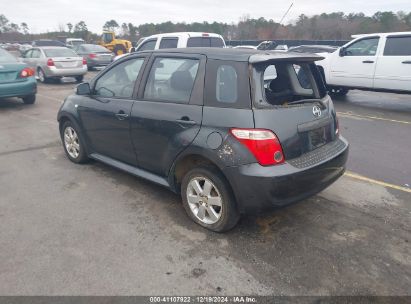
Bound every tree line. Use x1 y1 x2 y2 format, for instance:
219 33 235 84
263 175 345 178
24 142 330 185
1 11 411 42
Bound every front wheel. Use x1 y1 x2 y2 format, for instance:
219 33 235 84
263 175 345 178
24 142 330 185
22 94 36 104
181 167 240 232
329 87 349 97
61 121 89 164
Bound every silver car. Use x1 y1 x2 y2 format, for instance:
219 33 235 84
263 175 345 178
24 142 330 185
22 47 87 83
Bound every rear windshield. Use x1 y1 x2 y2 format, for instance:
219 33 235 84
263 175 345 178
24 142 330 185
187 37 225 48
252 62 327 108
0 49 17 62
44 48 77 58
82 45 110 52
35 40 64 47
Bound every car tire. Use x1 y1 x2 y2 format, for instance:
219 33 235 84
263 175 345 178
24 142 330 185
60 120 89 164
22 94 36 104
330 87 349 97
37 68 49 83
113 45 127 56
75 75 84 83
181 166 240 232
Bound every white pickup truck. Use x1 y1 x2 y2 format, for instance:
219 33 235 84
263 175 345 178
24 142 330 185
316 32 411 96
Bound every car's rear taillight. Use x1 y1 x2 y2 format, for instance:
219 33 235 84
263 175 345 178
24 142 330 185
230 128 285 166
19 67 34 78
47 58 54 66
88 53 96 59
82 57 87 65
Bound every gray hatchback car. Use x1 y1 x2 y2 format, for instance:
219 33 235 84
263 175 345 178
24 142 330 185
58 48 348 232
22 47 87 83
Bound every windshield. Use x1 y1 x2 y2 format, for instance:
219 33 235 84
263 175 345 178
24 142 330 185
252 61 327 108
0 49 17 62
44 48 78 57
71 40 84 46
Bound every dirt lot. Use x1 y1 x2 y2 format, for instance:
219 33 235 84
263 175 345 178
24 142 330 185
0 72 410 295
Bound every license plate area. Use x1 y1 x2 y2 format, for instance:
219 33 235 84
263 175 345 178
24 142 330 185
308 127 327 149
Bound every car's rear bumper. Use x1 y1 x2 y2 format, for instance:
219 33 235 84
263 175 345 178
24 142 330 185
223 137 349 214
0 78 37 98
45 66 87 77
87 58 112 67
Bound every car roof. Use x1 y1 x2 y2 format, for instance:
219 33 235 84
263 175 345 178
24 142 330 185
36 46 71 50
145 32 223 39
352 31 411 38
138 48 323 62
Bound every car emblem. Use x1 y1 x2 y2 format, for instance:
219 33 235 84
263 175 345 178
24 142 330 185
312 106 322 117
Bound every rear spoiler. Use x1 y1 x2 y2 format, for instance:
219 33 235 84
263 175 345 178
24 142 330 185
249 52 324 64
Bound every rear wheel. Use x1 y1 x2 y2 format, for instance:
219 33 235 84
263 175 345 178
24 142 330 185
22 94 36 104
61 120 89 164
37 68 49 83
181 167 240 232
75 75 84 83
113 45 127 56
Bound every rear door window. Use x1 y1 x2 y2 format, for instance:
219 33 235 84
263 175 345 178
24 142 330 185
159 38 178 49
384 36 411 56
143 57 199 103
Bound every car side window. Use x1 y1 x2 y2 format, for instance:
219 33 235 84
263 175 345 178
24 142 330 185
345 38 379 56
216 65 238 103
143 57 199 103
384 36 411 56
159 38 178 49
138 39 157 51
94 58 145 99
31 49 41 58
24 50 33 58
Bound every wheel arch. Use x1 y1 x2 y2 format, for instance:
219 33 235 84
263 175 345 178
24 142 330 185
169 152 231 194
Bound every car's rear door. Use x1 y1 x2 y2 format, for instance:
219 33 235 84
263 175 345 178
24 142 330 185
130 53 205 176
373 35 411 92
77 55 148 165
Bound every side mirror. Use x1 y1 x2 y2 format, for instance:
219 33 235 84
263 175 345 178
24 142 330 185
339 47 346 57
76 82 91 95
129 47 136 53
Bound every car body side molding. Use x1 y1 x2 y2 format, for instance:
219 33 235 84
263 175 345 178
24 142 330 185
89 153 170 188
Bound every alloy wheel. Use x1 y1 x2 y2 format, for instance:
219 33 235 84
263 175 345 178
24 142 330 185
186 177 223 225
64 127 80 159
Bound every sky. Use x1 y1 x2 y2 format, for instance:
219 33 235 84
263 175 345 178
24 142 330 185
2 0 411 33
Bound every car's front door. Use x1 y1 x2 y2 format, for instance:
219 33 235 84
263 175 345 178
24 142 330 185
329 37 380 88
374 35 411 92
130 54 205 176
77 56 148 165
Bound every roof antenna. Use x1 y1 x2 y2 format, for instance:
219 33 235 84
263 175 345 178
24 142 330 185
279 2 294 25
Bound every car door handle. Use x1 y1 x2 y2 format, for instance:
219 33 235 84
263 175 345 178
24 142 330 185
175 117 197 126
115 112 129 120
402 61 411 64
362 60 374 64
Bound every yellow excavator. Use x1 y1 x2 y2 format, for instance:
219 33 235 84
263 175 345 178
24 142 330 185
99 31 132 56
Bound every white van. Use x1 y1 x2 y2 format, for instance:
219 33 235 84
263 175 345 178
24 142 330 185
316 32 411 95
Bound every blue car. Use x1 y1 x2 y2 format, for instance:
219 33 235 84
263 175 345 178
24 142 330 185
0 48 37 104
